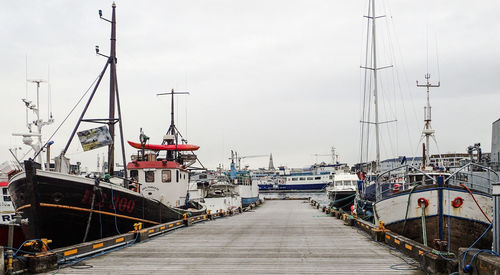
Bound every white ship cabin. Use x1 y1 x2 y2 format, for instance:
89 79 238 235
331 173 358 191
286 173 332 183
407 170 449 186
126 152 189 207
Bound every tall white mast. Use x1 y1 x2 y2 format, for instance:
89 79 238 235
371 0 381 170
13 79 54 168
360 0 394 172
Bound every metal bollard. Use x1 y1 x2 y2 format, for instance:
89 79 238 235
493 181 500 253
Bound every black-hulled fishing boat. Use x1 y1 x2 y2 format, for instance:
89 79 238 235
8 3 205 249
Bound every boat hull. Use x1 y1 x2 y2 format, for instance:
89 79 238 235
9 162 205 248
241 197 259 207
0 224 25 248
328 190 356 212
374 185 492 252
277 183 328 191
257 184 275 191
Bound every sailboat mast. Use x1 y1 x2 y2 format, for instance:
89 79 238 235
371 0 381 171
107 3 117 175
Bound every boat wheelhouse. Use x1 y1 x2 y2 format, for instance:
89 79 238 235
127 151 190 207
326 172 358 212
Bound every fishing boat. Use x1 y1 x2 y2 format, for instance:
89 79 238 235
8 4 205 249
0 163 25 248
192 175 242 213
228 152 259 207
326 172 358 212
355 0 497 253
371 74 497 252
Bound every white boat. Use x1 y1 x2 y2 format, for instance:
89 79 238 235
200 179 242 213
276 164 335 191
326 172 358 212
355 0 497 253
188 173 242 213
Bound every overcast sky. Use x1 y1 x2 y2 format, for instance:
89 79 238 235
1 0 499 171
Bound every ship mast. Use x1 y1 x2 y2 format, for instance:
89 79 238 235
107 3 117 175
13 79 55 169
360 0 393 172
371 0 381 171
156 89 189 161
417 73 440 168
59 3 127 183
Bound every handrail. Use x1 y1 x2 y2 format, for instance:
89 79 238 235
445 162 499 183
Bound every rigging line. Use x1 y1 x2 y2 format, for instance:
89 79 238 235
430 135 443 162
360 0 372 163
385 5 419 153
410 133 425 167
385 7 419 126
435 34 441 81
33 71 102 159
426 24 429 74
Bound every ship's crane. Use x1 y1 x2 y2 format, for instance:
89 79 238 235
312 146 338 164
229 150 267 170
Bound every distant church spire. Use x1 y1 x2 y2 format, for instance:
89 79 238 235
268 153 275 170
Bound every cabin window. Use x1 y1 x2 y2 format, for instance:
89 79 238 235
145 171 155 182
176 170 179 182
130 170 138 181
162 170 171 183
299 177 305 181
2 188 10 202
315 177 321 180
292 178 298 181
329 175 333 179
307 177 313 180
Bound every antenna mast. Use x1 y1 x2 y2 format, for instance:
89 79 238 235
60 3 127 183
416 73 440 168
156 89 189 161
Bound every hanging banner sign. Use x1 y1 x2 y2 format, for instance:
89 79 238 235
77 126 113 151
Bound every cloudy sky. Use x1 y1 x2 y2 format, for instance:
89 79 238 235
1 0 499 171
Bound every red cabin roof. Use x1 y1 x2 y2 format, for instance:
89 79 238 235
126 160 185 170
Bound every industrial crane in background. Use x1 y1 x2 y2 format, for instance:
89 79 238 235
312 146 338 164
230 150 268 170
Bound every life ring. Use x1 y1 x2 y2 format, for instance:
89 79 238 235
452 197 464 208
417 197 429 208
392 183 401 193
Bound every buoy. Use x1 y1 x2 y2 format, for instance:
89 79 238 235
392 183 401 193
417 197 429 208
452 197 464 208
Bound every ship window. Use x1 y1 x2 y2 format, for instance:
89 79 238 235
145 171 155 182
307 177 313 180
299 177 305 181
176 170 179 182
292 178 298 181
315 177 321 180
2 188 10 202
162 170 171 183
329 175 333 179
130 170 138 181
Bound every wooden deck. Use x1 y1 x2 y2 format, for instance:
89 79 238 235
50 200 422 274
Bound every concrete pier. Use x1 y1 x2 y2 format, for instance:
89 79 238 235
49 200 421 274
